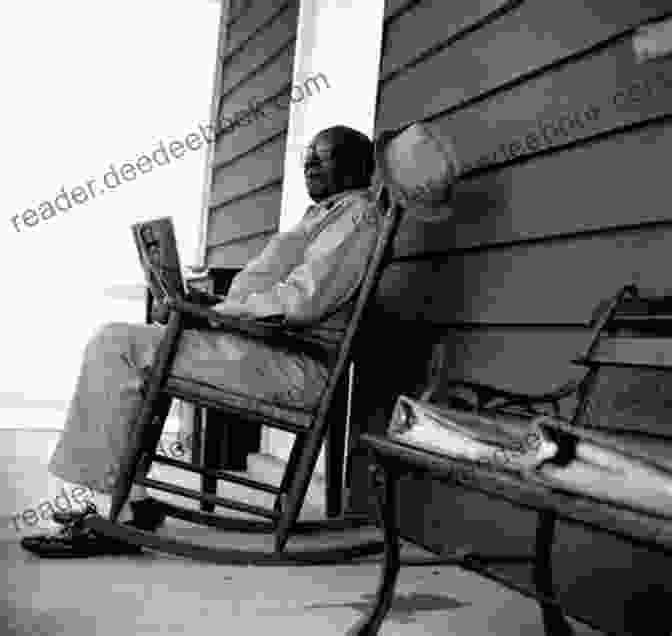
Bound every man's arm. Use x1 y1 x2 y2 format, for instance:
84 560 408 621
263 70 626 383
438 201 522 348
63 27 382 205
224 223 309 303
212 195 379 323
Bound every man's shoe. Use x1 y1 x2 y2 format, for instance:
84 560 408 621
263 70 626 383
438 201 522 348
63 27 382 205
128 498 167 532
20 520 143 558
52 498 166 532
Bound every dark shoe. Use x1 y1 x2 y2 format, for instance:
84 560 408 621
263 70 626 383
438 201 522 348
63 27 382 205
20 521 143 558
128 498 167 532
52 498 166 532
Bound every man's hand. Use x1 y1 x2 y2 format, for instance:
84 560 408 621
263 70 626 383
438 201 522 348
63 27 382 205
150 299 171 324
208 300 255 326
151 289 223 326
185 288 221 306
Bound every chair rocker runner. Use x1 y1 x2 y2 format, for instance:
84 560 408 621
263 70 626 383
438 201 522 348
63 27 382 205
84 125 443 564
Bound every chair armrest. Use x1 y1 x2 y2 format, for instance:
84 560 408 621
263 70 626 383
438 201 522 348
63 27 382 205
166 298 336 362
167 298 285 336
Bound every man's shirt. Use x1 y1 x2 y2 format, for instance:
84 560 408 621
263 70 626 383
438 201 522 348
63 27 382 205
223 188 380 324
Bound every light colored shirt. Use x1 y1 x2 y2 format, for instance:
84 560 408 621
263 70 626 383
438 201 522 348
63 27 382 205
219 188 380 324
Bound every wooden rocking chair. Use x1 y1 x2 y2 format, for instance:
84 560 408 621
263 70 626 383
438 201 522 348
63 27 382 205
84 128 419 564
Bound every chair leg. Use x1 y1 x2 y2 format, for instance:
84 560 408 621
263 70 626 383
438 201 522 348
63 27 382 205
274 421 332 551
326 375 349 518
346 463 401 636
191 406 203 468
274 373 354 550
201 409 226 513
110 392 173 521
110 311 183 522
534 510 574 636
274 433 306 514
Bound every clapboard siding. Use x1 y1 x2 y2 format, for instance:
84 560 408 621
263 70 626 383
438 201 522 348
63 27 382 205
211 134 286 207
212 0 415 183
207 231 274 268
216 43 295 133
207 183 281 248
383 0 415 21
381 0 518 81
219 3 298 97
377 0 672 130
205 0 298 267
393 119 672 255
213 94 290 166
223 1 291 60
227 0 253 29
356 2 672 626
378 222 672 326
429 326 589 398
445 35 672 174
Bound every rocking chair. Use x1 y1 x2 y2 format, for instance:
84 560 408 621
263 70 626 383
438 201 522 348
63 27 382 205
84 125 435 564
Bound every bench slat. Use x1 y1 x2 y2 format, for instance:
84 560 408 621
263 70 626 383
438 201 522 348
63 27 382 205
362 433 672 554
576 336 672 368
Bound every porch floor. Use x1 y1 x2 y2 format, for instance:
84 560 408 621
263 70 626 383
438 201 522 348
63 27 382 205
1 429 601 635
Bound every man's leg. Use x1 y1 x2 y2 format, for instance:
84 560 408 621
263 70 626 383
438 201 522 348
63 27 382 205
48 322 165 498
33 323 163 528
21 322 173 556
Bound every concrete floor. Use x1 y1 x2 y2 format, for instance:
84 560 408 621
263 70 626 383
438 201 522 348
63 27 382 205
1 429 602 635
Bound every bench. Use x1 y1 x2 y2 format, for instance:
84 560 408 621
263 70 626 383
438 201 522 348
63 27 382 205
349 284 672 635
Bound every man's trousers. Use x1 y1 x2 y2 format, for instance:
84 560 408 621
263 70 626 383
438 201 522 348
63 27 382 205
49 322 327 493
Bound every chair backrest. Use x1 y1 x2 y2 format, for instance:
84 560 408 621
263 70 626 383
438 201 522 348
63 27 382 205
313 122 459 418
572 284 672 440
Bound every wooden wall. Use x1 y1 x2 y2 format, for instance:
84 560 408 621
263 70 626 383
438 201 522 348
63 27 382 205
205 0 299 268
354 1 672 632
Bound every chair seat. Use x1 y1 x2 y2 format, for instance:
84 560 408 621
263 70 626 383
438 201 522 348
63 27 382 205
164 375 318 430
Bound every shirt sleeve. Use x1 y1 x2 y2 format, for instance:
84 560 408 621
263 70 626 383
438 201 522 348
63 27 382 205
233 194 379 323
225 222 309 303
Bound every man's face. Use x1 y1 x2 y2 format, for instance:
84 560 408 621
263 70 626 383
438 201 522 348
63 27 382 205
303 131 346 202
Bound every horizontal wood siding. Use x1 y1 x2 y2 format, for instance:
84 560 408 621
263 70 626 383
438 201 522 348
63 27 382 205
392 120 672 254
207 231 274 268
377 0 672 130
354 1 672 630
205 1 298 268
380 223 672 326
207 183 281 248
204 1 440 267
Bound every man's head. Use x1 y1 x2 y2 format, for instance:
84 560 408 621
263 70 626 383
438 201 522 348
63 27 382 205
303 126 374 202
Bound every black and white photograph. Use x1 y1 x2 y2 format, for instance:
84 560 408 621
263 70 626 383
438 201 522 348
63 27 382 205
2 1 672 634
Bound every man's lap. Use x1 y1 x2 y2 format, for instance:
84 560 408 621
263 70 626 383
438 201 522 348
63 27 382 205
96 321 328 408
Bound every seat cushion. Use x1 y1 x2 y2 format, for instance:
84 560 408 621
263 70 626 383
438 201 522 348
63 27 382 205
164 374 318 430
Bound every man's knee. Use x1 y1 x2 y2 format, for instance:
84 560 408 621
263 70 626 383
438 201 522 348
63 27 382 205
84 322 135 359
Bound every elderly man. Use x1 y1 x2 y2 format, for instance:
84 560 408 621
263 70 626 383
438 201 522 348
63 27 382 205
22 125 379 557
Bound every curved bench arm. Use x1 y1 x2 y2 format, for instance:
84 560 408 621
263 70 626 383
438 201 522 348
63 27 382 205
443 378 580 414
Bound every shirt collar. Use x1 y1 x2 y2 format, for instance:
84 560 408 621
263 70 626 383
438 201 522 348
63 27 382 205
318 188 369 211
